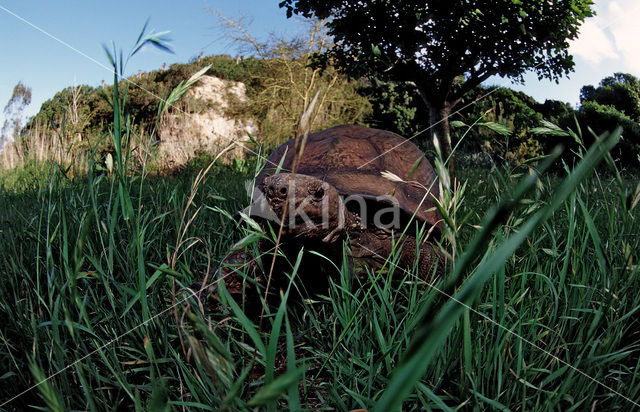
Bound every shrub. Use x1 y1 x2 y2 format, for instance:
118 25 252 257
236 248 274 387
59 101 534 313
565 101 640 168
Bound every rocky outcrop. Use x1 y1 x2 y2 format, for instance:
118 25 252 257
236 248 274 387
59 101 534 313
157 75 257 168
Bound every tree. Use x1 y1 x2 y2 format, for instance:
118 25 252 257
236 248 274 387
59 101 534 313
455 86 545 162
1 81 32 148
358 78 428 137
280 0 594 174
573 73 640 166
535 99 574 124
579 72 640 121
571 101 640 165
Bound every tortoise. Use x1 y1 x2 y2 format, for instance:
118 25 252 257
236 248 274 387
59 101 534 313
213 125 444 307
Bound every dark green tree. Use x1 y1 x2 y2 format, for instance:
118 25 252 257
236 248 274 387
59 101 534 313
579 72 640 121
571 101 640 166
280 0 594 173
535 99 574 124
358 78 428 137
456 86 544 161
572 74 640 166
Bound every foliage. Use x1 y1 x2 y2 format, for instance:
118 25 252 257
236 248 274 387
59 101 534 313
280 0 595 174
13 42 371 168
536 98 574 124
159 54 266 91
2 25 638 409
358 80 579 166
448 86 578 164
377 127 621 410
0 159 58 192
562 73 640 168
444 73 640 169
21 55 266 157
358 78 428 137
580 72 640 121
569 101 640 166
4 16 640 411
24 85 111 158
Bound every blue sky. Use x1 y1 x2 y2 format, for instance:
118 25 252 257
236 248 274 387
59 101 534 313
0 0 307 126
1 1 639 129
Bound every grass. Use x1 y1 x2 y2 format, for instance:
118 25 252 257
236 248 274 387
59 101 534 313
1 137 639 410
2 26 640 411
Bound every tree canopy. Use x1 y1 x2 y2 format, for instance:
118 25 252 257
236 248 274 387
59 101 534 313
580 72 640 121
280 0 595 173
575 73 640 165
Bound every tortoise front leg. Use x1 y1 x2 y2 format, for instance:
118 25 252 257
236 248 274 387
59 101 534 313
190 248 265 315
349 229 444 282
397 237 444 282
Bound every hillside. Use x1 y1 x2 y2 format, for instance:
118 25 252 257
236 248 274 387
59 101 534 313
2 52 640 174
156 74 257 168
1 54 374 172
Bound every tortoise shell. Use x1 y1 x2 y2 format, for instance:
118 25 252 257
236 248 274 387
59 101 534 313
257 125 443 234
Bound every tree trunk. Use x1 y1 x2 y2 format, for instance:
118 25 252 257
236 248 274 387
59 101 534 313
428 103 454 179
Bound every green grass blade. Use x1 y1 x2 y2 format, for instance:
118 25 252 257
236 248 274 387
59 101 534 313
247 367 305 407
374 129 620 411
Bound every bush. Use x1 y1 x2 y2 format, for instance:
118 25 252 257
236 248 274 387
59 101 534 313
535 99 574 124
451 86 548 163
564 101 640 167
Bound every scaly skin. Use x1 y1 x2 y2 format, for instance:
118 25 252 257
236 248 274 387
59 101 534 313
346 226 444 282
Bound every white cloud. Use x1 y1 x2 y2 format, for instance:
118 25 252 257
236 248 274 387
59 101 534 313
607 1 640 73
569 19 618 64
570 0 640 74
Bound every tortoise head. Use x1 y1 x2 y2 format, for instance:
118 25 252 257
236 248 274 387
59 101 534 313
260 173 345 243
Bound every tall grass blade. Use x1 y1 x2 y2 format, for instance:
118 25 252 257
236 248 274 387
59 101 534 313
374 129 620 411
246 367 305 407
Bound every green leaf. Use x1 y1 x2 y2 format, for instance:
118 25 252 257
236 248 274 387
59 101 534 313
29 360 65 411
231 233 263 250
408 156 424 180
135 18 150 46
147 378 169 412
415 382 453 411
450 120 468 128
238 211 264 233
218 282 266 356
469 389 512 411
530 120 570 136
161 65 210 114
187 312 232 362
275 146 289 174
102 43 116 69
0 372 16 380
285 311 301 410
220 364 252 409
480 121 512 136
247 367 305 407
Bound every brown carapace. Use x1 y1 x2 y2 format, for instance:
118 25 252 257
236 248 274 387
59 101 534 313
206 125 445 311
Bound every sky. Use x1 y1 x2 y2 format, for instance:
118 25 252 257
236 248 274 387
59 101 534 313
1 0 640 130
491 0 640 107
